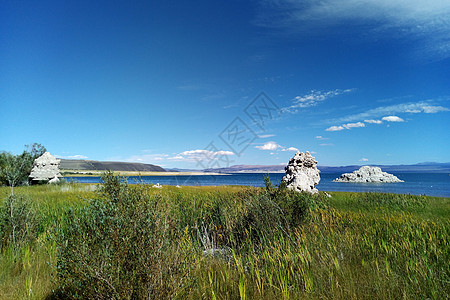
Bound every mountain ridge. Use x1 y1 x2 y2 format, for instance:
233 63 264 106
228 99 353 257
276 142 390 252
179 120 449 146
204 162 450 173
60 159 166 172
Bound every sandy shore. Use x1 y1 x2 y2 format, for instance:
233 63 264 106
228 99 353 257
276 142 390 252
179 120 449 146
62 170 229 177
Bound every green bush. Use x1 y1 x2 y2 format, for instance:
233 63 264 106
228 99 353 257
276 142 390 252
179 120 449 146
264 175 327 227
55 172 181 299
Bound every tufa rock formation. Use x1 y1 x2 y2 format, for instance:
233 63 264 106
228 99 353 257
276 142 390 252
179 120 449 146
282 151 320 194
333 166 403 183
29 152 63 183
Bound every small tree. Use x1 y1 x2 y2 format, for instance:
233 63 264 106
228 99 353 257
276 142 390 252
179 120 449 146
0 143 47 194
0 153 28 195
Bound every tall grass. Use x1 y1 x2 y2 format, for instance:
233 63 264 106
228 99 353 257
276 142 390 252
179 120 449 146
0 174 448 299
0 183 95 299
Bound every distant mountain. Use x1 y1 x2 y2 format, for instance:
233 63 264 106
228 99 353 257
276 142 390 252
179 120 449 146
165 168 198 172
204 162 450 174
60 159 166 172
204 164 285 173
364 163 450 173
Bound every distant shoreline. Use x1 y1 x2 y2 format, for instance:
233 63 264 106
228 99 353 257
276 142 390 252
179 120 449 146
62 170 230 177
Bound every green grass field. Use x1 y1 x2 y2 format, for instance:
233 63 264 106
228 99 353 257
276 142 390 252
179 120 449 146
0 175 448 299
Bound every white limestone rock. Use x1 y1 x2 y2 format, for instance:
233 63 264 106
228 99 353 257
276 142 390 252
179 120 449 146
282 151 320 194
48 175 60 184
152 183 162 188
29 152 63 182
334 166 403 183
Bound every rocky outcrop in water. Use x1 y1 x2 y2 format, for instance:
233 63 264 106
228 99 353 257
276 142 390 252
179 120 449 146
282 151 320 194
29 152 62 183
333 166 403 183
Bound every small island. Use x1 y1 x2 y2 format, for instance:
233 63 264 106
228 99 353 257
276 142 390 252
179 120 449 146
334 166 404 183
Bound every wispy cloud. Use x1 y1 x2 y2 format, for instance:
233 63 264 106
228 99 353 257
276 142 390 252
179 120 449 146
320 143 334 146
329 101 449 124
56 154 88 159
259 134 276 138
315 135 329 140
256 0 450 59
326 122 365 131
420 105 450 113
360 158 369 162
343 122 365 129
180 150 233 156
126 154 169 163
127 149 235 164
281 147 299 152
364 119 383 124
283 89 354 113
382 116 404 122
170 149 234 162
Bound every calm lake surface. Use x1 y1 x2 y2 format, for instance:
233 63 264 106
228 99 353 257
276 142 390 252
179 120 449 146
67 172 450 197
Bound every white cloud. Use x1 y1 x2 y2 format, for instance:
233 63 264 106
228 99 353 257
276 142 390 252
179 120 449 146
283 89 354 113
315 135 329 140
382 116 404 122
129 149 235 163
175 149 235 162
364 119 383 124
281 147 299 152
180 150 208 156
326 125 345 131
215 150 235 156
168 155 184 161
326 121 365 132
360 158 369 162
255 141 282 150
256 0 450 59
126 154 169 163
343 122 365 129
320 143 334 146
259 134 276 138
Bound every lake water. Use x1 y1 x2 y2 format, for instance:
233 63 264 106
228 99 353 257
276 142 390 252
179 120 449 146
67 172 450 197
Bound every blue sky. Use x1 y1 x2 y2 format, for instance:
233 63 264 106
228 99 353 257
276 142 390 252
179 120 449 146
1 0 449 169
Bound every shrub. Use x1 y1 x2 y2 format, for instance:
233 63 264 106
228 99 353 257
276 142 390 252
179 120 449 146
0 195 38 252
55 172 182 299
264 175 327 228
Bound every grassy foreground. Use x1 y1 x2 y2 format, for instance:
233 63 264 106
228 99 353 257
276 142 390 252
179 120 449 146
0 174 448 299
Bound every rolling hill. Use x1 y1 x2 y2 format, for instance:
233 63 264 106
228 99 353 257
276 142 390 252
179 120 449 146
60 159 166 172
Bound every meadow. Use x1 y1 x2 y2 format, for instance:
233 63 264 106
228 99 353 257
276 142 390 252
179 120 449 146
0 172 448 299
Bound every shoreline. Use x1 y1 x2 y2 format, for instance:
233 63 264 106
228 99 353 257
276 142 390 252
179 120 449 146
62 170 230 177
